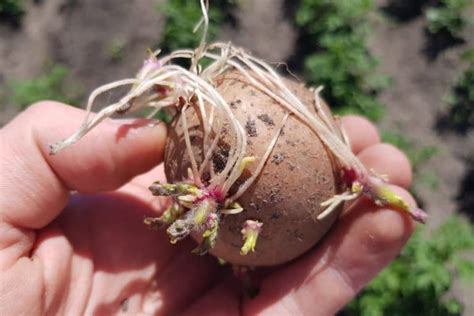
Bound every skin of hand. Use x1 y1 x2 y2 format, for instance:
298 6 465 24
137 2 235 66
0 101 416 315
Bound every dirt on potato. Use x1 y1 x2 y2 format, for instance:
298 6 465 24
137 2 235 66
164 70 343 266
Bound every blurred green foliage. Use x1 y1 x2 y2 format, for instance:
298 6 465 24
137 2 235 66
106 39 126 63
156 0 232 53
443 48 474 130
0 0 24 25
345 215 474 316
294 0 390 121
6 64 80 109
426 0 472 37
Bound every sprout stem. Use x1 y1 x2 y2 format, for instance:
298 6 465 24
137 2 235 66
241 220 263 255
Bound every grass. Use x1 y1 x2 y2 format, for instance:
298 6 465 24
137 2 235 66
5 64 80 109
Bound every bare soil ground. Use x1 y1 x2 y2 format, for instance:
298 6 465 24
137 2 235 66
0 0 165 124
0 0 473 313
371 4 474 228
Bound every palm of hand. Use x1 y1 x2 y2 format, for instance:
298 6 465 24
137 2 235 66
52 172 235 315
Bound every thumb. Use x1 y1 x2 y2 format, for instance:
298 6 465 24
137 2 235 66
0 101 166 230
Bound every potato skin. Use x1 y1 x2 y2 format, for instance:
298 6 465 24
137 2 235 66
164 71 342 266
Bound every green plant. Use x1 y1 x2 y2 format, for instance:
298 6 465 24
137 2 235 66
345 215 474 316
7 64 80 109
426 0 472 36
0 0 24 25
293 0 390 121
157 0 232 53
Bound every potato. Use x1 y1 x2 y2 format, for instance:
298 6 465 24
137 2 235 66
50 13 428 268
164 70 343 266
51 47 427 268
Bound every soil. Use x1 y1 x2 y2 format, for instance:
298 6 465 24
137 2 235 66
0 0 473 312
371 2 474 230
0 0 165 125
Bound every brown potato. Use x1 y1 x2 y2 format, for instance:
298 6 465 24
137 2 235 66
164 70 343 266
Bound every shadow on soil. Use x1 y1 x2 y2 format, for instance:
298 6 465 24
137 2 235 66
422 29 465 61
380 0 431 22
282 0 314 73
435 112 474 136
457 159 474 222
435 86 474 136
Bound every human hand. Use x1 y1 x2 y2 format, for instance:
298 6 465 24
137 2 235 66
0 102 416 315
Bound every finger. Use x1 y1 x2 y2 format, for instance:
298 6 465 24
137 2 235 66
0 101 166 231
118 164 169 216
358 143 412 188
243 186 416 316
341 115 380 154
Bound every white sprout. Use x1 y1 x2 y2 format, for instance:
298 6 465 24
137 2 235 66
227 113 290 203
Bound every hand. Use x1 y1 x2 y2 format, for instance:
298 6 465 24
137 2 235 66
0 102 416 315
